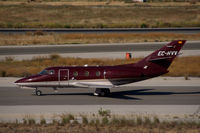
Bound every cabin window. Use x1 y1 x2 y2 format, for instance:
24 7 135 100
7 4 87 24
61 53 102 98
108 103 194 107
96 71 101 77
49 70 55 75
73 71 78 77
39 70 48 75
84 71 89 77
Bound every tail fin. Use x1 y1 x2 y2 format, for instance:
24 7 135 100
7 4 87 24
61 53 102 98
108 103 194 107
136 40 186 75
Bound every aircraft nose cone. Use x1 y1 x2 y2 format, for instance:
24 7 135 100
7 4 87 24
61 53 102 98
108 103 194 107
15 74 42 87
15 79 21 83
14 78 27 86
15 78 25 83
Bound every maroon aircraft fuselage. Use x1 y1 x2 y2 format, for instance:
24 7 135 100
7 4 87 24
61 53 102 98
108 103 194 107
15 40 186 93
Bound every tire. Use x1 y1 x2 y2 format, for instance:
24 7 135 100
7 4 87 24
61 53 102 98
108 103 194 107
36 90 42 96
105 89 110 95
94 88 110 97
100 91 105 97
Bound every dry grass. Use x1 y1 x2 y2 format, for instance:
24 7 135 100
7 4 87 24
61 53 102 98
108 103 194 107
0 120 199 133
1 1 200 6
0 110 200 133
0 32 200 45
0 124 197 133
0 55 199 77
167 56 200 77
0 2 200 28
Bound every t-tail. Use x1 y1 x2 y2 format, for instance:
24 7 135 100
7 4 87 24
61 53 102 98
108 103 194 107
135 40 186 77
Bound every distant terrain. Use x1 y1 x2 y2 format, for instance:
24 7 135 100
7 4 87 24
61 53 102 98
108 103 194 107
0 1 199 45
0 1 200 28
0 1 199 76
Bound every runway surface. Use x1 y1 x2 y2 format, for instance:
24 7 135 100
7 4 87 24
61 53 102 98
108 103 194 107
0 41 199 55
1 28 200 34
1 86 199 105
1 50 197 60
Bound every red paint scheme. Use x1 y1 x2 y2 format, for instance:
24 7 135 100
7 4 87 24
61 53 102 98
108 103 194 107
15 40 186 89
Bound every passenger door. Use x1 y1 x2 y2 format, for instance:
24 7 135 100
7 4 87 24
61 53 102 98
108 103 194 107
58 69 69 86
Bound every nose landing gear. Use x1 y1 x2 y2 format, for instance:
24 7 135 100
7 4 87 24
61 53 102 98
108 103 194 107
94 88 110 97
35 88 42 96
34 87 57 96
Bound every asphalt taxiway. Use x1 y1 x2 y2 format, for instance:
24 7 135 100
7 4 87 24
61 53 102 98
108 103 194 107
1 28 200 34
0 77 199 105
0 41 199 55
0 86 200 105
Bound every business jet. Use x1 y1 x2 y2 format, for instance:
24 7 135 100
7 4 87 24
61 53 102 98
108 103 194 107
15 40 186 96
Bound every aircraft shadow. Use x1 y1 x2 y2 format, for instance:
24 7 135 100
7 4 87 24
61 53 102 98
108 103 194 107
42 92 141 100
111 89 200 96
41 89 149 100
41 88 200 100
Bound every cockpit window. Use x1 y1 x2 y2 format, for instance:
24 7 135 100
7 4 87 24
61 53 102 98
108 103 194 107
39 69 55 75
39 70 48 75
49 70 55 75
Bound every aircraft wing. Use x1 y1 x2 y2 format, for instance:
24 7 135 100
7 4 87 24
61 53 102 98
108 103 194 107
71 81 114 88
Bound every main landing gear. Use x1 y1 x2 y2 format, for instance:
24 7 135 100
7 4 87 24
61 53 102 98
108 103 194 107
94 88 110 97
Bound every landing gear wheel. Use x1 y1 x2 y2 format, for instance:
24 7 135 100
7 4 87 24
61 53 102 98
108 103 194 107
100 91 105 97
36 90 42 96
94 88 110 97
105 89 110 95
